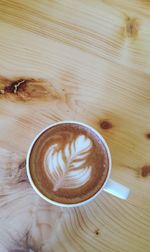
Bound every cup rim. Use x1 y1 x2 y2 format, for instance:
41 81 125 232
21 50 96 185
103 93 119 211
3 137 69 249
26 120 112 207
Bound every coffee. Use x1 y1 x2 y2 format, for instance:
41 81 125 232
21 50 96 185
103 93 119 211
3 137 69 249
29 123 109 204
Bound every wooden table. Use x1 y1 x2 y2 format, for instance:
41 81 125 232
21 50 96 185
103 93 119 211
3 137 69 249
0 1 150 251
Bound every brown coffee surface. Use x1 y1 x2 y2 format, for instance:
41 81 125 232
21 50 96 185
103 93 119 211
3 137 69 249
29 123 109 204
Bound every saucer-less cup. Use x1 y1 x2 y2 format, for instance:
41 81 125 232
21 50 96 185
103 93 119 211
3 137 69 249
26 121 130 207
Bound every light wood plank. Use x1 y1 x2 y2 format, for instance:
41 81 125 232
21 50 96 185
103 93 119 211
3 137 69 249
0 0 150 251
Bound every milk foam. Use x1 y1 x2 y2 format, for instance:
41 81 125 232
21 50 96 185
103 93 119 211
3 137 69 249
44 135 93 191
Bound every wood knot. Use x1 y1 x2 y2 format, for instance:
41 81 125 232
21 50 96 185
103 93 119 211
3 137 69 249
3 79 27 94
100 120 113 130
95 228 100 236
0 77 56 102
141 166 150 177
0 75 72 104
145 133 150 139
121 16 139 40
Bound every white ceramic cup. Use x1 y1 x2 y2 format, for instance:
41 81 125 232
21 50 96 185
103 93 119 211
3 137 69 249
26 121 130 207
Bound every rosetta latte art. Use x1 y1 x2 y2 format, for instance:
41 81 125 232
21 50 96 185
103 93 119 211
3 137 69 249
44 135 93 191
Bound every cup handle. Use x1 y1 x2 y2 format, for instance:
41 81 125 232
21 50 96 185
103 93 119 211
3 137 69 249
103 179 130 200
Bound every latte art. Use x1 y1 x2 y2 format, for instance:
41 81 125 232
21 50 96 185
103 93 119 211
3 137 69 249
29 123 109 204
44 135 92 191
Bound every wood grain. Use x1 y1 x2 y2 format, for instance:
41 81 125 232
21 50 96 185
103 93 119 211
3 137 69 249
0 0 150 251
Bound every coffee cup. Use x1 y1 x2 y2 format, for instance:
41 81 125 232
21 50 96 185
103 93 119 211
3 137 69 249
26 121 130 207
